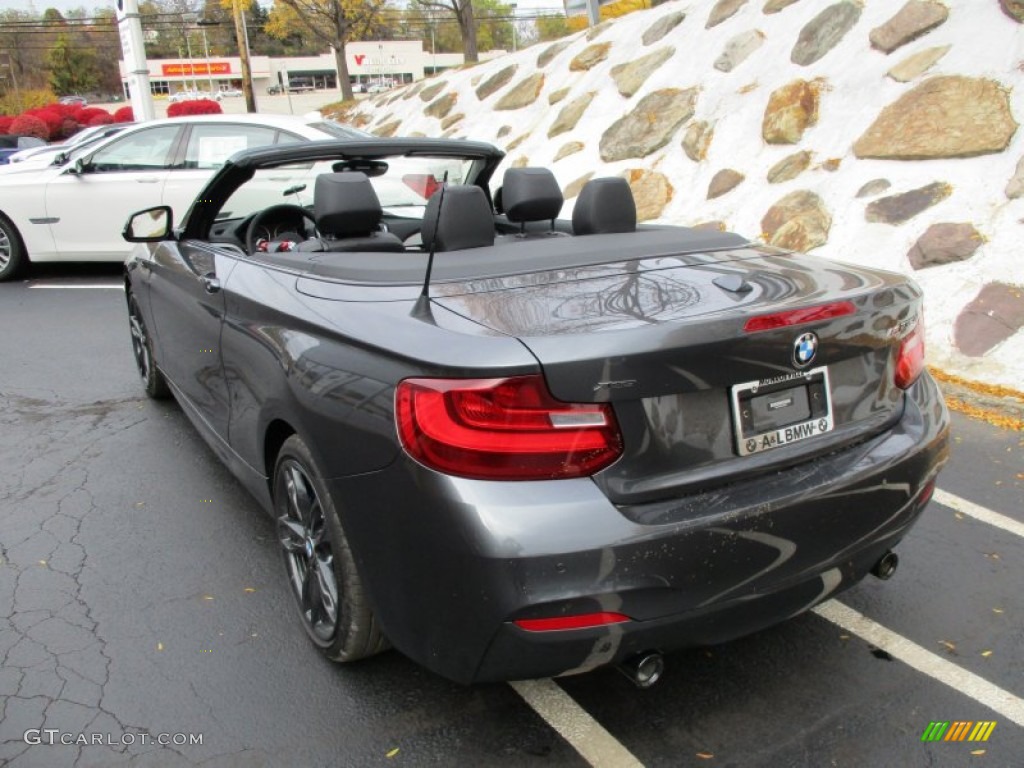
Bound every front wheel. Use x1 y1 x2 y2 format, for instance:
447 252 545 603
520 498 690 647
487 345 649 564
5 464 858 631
274 435 387 662
0 213 27 282
127 291 170 399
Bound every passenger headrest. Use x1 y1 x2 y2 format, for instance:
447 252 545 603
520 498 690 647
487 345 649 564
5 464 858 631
502 168 564 223
421 185 495 252
314 172 383 236
572 177 637 236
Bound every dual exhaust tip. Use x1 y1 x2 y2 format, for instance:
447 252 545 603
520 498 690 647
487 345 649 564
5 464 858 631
616 550 900 689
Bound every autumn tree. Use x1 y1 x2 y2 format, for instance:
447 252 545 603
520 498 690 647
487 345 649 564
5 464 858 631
266 0 393 101
414 0 477 63
48 33 101 95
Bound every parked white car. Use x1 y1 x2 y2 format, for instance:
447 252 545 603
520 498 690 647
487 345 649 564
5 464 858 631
4 123 135 167
0 113 370 280
169 90 222 103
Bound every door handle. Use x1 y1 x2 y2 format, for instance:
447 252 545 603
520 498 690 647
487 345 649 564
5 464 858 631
135 178 160 183
200 274 221 294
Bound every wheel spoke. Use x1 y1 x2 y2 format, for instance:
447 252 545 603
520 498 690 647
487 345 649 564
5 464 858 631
313 552 338 627
277 516 307 553
303 560 321 624
285 465 314 524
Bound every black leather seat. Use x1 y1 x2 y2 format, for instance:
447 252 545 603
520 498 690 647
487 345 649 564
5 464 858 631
420 185 495 251
312 172 405 252
572 177 637 236
502 168 566 236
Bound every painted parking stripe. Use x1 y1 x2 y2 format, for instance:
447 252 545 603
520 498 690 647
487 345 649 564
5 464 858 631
814 600 1024 727
933 489 1024 540
510 679 645 768
27 283 123 289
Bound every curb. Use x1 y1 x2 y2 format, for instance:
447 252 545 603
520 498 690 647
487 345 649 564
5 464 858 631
929 368 1024 432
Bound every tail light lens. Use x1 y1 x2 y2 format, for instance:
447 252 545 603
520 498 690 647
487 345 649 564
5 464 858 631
895 316 925 389
743 301 856 333
395 375 623 480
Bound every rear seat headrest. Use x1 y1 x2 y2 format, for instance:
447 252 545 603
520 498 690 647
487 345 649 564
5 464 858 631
421 185 495 252
502 168 564 223
314 172 383 236
572 177 637 236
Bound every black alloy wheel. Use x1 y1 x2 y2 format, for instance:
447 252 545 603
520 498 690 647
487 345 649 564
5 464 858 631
273 435 387 661
127 292 170 399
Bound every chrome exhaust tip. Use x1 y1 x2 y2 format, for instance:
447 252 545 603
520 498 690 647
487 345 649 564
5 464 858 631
618 651 665 689
871 551 899 580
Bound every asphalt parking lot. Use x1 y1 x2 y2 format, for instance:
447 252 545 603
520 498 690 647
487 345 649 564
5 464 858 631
0 264 1021 768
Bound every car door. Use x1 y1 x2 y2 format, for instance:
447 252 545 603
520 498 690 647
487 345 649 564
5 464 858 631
147 239 239 441
162 123 297 219
43 124 183 261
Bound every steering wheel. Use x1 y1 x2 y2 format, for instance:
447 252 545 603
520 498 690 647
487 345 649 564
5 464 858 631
246 204 318 255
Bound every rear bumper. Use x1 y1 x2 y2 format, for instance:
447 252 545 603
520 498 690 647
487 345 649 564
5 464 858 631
332 373 949 684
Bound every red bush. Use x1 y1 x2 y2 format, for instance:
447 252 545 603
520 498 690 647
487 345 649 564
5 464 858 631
87 113 114 126
25 109 63 139
76 107 111 124
48 103 80 119
9 114 49 140
59 117 82 140
113 106 134 123
0 116 13 133
167 99 222 117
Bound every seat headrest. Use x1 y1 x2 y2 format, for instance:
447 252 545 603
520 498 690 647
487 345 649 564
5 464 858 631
421 185 495 252
572 177 637 236
314 172 383 236
502 168 564 223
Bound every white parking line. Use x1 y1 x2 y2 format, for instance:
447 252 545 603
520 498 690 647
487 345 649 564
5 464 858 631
814 600 1024 727
933 489 1024 540
27 284 123 290
509 679 645 768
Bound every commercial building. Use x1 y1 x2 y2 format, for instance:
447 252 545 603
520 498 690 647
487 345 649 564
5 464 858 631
119 41 506 96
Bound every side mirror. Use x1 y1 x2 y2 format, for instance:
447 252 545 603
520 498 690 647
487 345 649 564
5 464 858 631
123 206 174 243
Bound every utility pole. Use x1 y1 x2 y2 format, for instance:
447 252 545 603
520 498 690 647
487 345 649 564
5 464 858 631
115 0 155 121
231 0 256 112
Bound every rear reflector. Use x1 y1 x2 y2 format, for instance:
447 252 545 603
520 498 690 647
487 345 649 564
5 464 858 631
514 612 631 632
744 301 856 333
895 316 925 390
918 479 936 506
395 375 623 481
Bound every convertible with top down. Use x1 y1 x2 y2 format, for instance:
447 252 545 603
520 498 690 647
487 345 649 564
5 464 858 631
123 137 949 685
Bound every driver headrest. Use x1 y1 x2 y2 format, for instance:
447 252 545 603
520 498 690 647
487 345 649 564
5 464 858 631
502 168 564 223
314 172 383 236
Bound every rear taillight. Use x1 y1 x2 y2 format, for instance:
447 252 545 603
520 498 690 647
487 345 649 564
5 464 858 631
513 612 631 632
395 375 623 480
895 316 925 389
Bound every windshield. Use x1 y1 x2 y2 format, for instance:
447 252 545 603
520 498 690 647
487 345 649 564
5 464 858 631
217 155 474 223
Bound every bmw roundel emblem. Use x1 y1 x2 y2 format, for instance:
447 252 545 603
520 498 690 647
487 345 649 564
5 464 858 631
793 332 818 368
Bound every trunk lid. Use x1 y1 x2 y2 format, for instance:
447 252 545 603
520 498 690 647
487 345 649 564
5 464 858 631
432 246 921 505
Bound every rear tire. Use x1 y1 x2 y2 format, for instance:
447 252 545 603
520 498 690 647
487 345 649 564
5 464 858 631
0 213 27 282
273 435 388 662
127 291 171 399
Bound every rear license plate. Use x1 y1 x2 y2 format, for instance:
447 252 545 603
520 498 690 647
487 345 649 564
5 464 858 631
730 366 833 456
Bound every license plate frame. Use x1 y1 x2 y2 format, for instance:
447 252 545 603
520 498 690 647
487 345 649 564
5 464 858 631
730 366 833 457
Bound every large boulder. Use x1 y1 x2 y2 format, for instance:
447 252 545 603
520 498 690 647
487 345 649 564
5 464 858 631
476 65 516 101
869 1 949 54
714 29 765 72
554 141 585 162
625 169 674 220
707 0 750 28
1005 155 1024 199
708 169 746 199
564 172 595 200
761 190 831 251
864 182 952 224
999 0 1024 22
854 76 1018 159
682 120 714 162
570 43 612 71
419 82 445 102
954 283 1024 356
424 92 457 119
766 150 812 183
791 1 862 66
907 222 984 269
537 41 572 68
887 45 951 82
643 11 686 45
763 0 801 12
855 179 892 198
762 79 822 144
600 88 698 162
549 91 596 139
495 73 544 111
611 48 675 98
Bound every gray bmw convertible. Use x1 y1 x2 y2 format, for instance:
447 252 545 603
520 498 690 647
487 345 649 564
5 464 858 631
123 137 949 685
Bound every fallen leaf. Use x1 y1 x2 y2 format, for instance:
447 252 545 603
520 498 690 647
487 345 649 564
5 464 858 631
993 608 1004 614
38 560 47 566
696 753 714 760
954 512 965 520
157 642 164 651
135 501 146 508
939 640 957 653
244 587 256 593
1016 473 1024 480
984 553 1001 561
971 749 986 756
386 748 400 758
202 595 215 601
981 650 993 658
839 634 850 640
